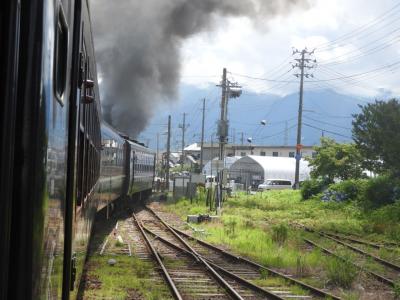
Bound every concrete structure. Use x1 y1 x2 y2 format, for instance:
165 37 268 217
229 155 310 189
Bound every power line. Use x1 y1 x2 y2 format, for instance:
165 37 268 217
307 60 400 82
319 27 400 65
315 2 400 50
303 123 352 139
303 115 352 130
229 71 296 83
257 124 297 140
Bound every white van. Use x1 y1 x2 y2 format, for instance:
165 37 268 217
258 179 292 191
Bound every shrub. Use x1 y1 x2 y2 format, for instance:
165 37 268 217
325 257 357 288
368 201 400 239
359 176 400 209
321 179 368 202
271 223 288 246
300 179 326 200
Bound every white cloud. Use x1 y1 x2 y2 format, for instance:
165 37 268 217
180 0 400 99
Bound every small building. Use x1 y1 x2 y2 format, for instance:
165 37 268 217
184 143 316 167
229 155 310 188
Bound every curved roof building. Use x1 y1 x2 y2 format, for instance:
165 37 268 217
202 156 241 177
229 155 310 187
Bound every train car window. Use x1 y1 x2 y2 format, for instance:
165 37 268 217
76 130 84 206
54 4 68 104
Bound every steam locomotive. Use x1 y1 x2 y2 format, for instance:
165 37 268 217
0 1 155 299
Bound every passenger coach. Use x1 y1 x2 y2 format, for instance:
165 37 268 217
0 1 155 299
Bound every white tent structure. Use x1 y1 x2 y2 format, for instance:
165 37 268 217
229 155 310 188
202 156 241 177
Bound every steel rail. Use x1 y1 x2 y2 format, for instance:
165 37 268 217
144 207 245 300
131 213 183 300
322 231 399 250
304 238 395 287
296 222 400 249
326 230 400 248
146 206 341 300
143 225 285 300
322 232 381 249
304 227 400 271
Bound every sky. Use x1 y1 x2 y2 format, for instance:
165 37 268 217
179 0 400 97
92 0 400 149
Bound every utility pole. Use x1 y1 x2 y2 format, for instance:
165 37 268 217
179 113 188 170
156 133 159 175
232 128 236 156
166 115 171 191
210 134 214 177
292 48 316 189
216 67 242 212
218 68 228 161
284 121 288 146
199 99 206 173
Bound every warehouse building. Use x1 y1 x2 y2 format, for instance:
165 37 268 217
229 155 310 188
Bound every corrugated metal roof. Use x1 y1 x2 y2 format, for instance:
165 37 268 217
230 155 310 183
202 156 242 176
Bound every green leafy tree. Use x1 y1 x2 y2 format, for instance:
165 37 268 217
352 99 400 176
308 137 364 182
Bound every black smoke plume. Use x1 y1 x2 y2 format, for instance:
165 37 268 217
90 0 310 137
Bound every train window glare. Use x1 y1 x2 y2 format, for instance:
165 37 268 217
54 5 68 104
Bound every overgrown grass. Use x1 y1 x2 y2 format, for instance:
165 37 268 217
271 223 288 246
394 279 400 299
82 254 172 299
325 257 358 288
164 189 398 295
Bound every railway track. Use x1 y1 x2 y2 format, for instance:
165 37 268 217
321 231 399 250
322 230 400 249
134 209 267 299
136 206 341 300
302 227 400 287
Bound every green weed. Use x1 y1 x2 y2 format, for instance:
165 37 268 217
271 223 288 246
224 217 238 237
296 255 308 277
394 279 400 299
325 257 357 288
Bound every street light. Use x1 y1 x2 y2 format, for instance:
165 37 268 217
247 137 253 155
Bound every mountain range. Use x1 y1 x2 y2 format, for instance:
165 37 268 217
140 84 384 150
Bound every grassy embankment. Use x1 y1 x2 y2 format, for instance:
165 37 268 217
163 189 400 298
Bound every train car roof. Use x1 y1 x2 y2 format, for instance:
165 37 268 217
126 139 155 154
101 122 125 143
101 122 155 154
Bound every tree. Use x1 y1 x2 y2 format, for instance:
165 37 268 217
352 99 400 176
308 137 365 182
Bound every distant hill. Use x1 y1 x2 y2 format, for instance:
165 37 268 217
141 84 377 149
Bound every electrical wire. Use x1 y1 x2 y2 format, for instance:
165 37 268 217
315 2 400 50
303 123 352 139
303 115 352 130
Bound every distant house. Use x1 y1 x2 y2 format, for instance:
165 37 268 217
184 143 316 167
